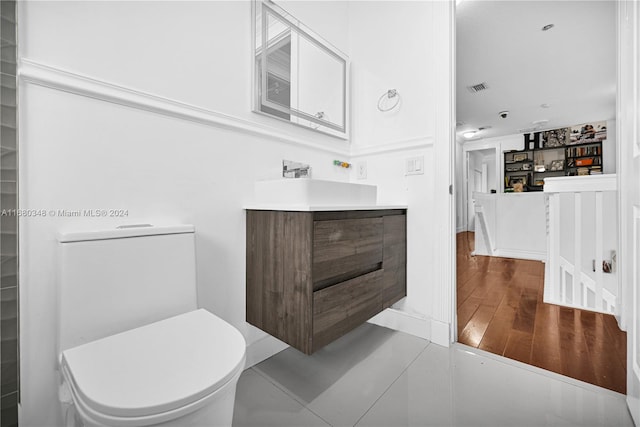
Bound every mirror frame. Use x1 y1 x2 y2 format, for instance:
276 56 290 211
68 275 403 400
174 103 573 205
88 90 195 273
252 0 349 139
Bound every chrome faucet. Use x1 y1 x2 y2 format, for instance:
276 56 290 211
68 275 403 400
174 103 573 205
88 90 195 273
282 160 311 178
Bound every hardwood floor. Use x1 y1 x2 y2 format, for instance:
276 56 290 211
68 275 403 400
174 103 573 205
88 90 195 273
456 232 627 394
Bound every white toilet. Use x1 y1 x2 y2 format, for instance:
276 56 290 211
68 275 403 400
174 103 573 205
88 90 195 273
56 224 246 426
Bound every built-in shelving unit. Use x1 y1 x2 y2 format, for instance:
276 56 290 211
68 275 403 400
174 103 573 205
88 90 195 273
565 142 603 176
504 141 603 192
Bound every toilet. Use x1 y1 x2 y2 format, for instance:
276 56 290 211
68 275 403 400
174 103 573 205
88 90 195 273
56 224 246 426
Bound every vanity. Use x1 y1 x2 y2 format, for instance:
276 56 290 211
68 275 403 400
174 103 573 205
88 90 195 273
246 207 406 354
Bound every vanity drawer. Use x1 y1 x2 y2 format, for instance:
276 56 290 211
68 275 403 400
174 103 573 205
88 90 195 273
312 218 383 288
312 269 383 351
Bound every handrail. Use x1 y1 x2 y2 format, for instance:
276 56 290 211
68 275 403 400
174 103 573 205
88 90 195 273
544 174 617 193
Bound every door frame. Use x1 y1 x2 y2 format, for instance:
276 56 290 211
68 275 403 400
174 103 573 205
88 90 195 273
450 1 635 384
616 0 639 421
462 144 500 232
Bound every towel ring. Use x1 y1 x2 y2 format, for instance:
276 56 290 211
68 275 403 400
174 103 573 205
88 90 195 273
377 89 400 112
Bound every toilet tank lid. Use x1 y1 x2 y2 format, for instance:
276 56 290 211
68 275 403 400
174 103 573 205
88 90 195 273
58 224 195 243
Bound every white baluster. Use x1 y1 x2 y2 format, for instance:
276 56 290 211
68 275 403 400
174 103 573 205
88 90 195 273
574 193 582 306
595 191 604 311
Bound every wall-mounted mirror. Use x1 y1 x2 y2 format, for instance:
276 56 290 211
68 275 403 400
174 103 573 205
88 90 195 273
253 0 348 138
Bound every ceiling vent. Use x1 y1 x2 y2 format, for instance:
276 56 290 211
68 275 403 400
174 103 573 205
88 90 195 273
467 82 489 93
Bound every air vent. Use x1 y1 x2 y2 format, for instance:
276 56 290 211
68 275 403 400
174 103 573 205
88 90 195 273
467 82 489 93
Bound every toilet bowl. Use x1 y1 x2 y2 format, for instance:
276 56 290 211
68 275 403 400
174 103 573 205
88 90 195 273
56 225 246 426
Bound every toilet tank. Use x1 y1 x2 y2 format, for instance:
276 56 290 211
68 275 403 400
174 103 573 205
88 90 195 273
57 224 198 354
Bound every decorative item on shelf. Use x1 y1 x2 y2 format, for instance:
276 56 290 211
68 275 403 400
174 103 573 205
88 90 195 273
377 89 401 112
509 175 528 188
523 132 541 150
549 159 564 171
575 158 594 166
534 179 545 186
534 164 546 172
542 127 571 147
569 121 607 145
333 160 351 168
577 167 590 176
513 153 528 162
522 163 532 171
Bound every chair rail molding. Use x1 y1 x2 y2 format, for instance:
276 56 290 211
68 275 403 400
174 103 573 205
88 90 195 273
350 136 435 158
18 58 351 157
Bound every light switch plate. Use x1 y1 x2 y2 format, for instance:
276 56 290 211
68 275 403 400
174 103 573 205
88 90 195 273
406 156 424 175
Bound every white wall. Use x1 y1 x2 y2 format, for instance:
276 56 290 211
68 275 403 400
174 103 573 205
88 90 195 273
348 1 435 150
473 192 547 261
18 1 353 425
18 1 452 425
347 1 440 330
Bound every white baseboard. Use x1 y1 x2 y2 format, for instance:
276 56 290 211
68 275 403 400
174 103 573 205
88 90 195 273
244 335 289 370
430 318 451 347
367 308 431 340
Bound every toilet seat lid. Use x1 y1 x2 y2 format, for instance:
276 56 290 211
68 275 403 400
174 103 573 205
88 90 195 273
61 309 246 419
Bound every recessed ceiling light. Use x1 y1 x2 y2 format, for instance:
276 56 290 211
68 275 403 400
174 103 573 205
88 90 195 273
463 130 477 139
542 24 554 31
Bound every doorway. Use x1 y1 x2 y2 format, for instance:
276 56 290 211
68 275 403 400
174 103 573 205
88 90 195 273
453 0 626 394
464 147 497 234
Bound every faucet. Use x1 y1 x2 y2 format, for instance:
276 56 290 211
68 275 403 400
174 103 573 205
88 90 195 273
282 160 311 178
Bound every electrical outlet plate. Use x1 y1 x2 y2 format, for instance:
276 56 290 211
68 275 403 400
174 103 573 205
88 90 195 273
406 156 424 175
357 161 367 179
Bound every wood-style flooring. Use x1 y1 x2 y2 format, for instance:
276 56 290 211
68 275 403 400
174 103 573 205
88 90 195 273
456 232 627 394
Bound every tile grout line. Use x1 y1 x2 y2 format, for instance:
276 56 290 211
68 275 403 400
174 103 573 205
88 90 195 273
351 342 432 427
248 367 334 427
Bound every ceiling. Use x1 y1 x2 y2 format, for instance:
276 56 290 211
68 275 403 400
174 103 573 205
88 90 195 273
456 1 616 142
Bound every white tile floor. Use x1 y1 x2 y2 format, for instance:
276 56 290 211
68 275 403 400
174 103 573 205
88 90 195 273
233 323 634 427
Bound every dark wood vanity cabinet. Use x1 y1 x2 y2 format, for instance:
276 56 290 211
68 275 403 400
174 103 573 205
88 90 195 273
246 209 407 354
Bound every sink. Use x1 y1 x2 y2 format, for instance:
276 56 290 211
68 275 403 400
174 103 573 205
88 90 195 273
254 179 377 207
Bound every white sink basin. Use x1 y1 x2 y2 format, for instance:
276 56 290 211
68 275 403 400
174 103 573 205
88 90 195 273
254 179 377 207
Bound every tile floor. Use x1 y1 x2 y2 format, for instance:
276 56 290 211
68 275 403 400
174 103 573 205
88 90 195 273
233 323 634 427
